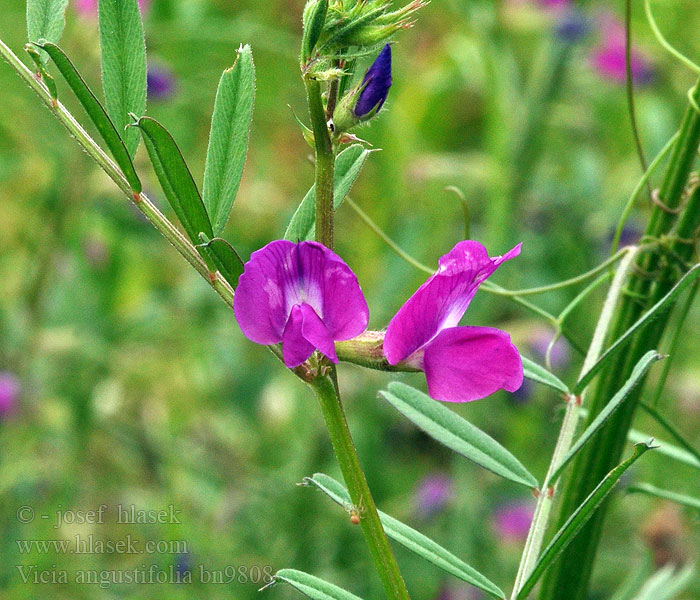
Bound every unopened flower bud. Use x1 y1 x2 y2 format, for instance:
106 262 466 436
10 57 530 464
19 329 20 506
332 44 392 132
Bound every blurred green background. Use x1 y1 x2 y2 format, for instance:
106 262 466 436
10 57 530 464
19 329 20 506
1 0 699 598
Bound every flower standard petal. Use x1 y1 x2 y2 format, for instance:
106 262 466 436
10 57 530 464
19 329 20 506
422 326 523 403
384 241 521 364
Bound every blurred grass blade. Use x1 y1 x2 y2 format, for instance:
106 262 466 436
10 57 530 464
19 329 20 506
37 42 142 193
198 234 245 289
638 401 700 467
521 356 569 394
632 564 695 600
628 483 700 511
516 442 656 600
550 351 662 483
575 264 700 394
284 144 370 241
26 0 68 63
98 0 147 157
304 473 506 599
610 554 654 600
380 382 538 488
627 428 700 470
134 117 213 244
272 569 364 600
203 45 255 235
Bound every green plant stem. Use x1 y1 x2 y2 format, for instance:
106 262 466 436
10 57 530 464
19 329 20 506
0 38 235 308
539 80 700 600
305 77 335 248
310 373 411 600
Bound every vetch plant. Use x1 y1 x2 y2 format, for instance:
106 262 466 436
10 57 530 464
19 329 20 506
3 0 700 599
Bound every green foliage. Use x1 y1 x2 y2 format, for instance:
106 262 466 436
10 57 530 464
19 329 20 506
26 0 68 63
134 116 213 244
203 45 256 235
380 382 538 488
37 41 141 192
273 569 365 600
98 0 146 157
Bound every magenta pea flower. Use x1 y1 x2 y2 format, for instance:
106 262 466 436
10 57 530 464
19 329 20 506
233 240 369 368
0 373 20 419
384 241 523 403
492 501 535 542
74 0 149 16
590 13 654 85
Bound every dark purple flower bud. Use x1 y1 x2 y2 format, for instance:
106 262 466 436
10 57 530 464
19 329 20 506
509 377 533 404
147 67 176 101
355 44 392 118
0 373 20 419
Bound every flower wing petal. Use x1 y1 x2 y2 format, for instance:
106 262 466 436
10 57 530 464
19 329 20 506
422 326 523 402
384 241 521 364
234 239 297 345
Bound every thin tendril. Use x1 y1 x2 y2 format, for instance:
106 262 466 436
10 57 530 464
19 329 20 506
644 0 700 75
625 0 650 196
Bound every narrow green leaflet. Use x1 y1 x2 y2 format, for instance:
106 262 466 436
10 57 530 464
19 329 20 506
302 0 329 61
632 564 695 600
304 473 505 599
272 569 364 600
98 0 147 158
26 0 68 63
575 264 700 394
516 442 656 600
134 117 213 244
549 351 662 483
521 356 569 394
202 45 255 235
37 42 141 193
628 483 700 511
284 144 370 241
380 382 538 488
198 234 245 289
628 428 700 470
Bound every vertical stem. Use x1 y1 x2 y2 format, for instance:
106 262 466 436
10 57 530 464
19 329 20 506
311 373 411 600
304 77 335 248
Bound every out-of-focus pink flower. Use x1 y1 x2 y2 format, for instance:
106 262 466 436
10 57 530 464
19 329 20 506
147 66 177 101
0 373 20 419
415 473 453 517
590 13 654 85
493 501 535 542
74 0 150 17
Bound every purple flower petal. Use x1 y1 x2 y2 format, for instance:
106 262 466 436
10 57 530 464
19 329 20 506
422 326 523 402
282 305 316 367
234 240 368 365
384 241 521 364
355 44 393 118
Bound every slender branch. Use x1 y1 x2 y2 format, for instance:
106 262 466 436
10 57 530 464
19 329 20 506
0 38 235 308
304 77 335 248
311 373 410 600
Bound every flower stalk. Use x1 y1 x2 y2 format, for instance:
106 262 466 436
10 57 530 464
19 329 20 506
310 373 411 600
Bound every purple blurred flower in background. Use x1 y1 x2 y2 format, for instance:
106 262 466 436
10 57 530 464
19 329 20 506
384 241 523 403
436 583 484 600
508 377 534 404
528 327 571 370
74 0 149 16
147 66 177 101
590 13 654 85
234 240 369 368
0 373 20 419
415 473 453 517
355 44 392 118
493 501 535 542
555 10 589 44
